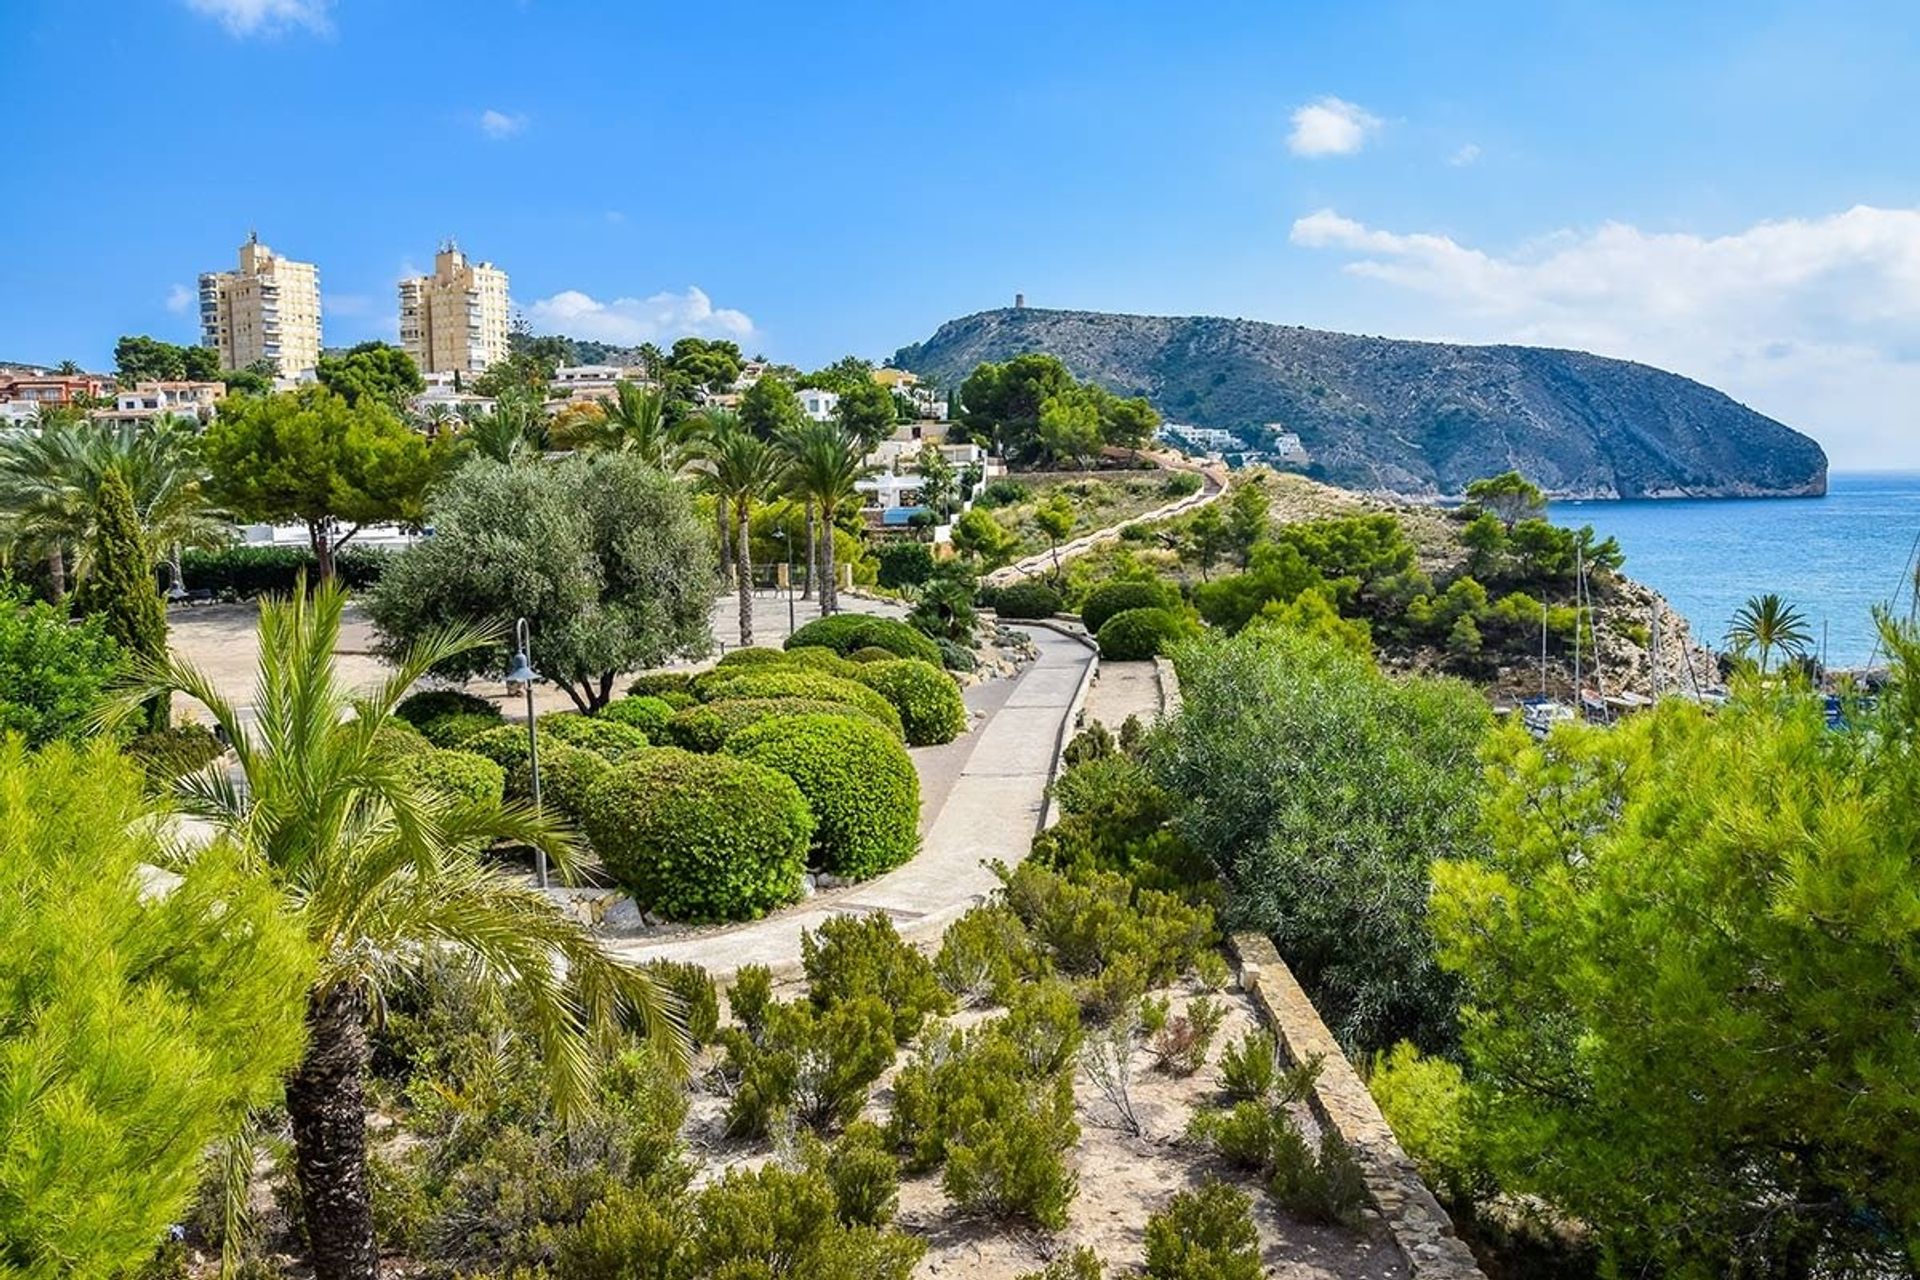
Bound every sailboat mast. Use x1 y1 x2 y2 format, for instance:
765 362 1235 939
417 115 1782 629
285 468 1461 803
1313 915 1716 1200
1540 601 1549 698
1650 598 1661 698
1573 546 1583 711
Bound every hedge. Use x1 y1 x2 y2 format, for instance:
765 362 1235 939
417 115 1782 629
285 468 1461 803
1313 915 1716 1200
599 695 675 738
626 671 695 700
665 697 897 753
785 614 943 666
125 723 224 781
1080 580 1178 636
581 749 811 922
535 712 651 761
695 669 903 739
398 747 506 804
779 646 864 680
396 688 499 728
1095 607 1189 661
460 724 529 771
419 711 505 748
990 581 1064 620
852 659 968 746
507 740 613 820
725 714 921 879
716 647 789 668
180 544 391 596
875 540 936 589
851 646 897 664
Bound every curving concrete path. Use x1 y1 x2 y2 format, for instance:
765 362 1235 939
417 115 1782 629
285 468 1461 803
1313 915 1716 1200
602 624 1097 979
984 452 1230 590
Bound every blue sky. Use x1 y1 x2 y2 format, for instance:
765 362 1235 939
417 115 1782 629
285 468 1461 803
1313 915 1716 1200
4 0 1920 466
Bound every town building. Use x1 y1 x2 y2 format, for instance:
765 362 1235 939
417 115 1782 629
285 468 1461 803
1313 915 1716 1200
199 233 323 378
1269 430 1306 459
91 380 226 428
397 241 511 376
0 373 109 408
796 388 839 422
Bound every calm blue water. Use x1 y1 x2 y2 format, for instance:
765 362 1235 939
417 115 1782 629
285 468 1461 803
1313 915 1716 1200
1548 472 1920 668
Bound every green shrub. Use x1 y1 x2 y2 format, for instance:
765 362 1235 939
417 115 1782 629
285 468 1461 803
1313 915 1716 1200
656 689 696 710
934 903 1045 1006
1018 1247 1104 1280
991 580 1064 619
1367 1041 1484 1205
396 688 499 728
643 960 720 1047
537 712 650 761
728 964 773 1042
1052 755 1152 817
580 750 811 922
786 614 943 665
1080 580 1176 635
936 637 978 672
398 747 506 804
419 711 504 748
626 671 694 700
851 645 897 663
1220 1029 1280 1102
1270 1125 1368 1227
1186 1100 1286 1172
124 723 223 780
722 994 896 1136
875 540 937 589
375 720 433 759
780 645 864 679
1096 607 1189 660
716 646 789 668
696 668 904 737
598 695 675 737
851 659 968 746
801 913 952 1044
1150 995 1225 1075
682 1162 923 1279
725 715 920 879
820 1119 900 1227
1143 1179 1262 1280
179 543 389 596
667 696 900 753
977 479 1029 508
663 704 727 753
1000 977 1084 1076
941 1063 1079 1228
461 723 530 771
506 740 610 821
1062 721 1116 768
999 862 1215 1016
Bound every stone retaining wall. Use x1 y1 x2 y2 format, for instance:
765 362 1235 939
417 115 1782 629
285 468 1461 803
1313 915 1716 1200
1230 933 1486 1279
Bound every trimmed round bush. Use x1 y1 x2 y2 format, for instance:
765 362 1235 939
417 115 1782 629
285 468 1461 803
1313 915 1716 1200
992 581 1064 620
786 614 942 666
398 747 506 804
852 659 968 746
716 646 789 668
851 646 897 664
657 689 697 710
419 711 505 748
125 723 225 780
1095 607 1188 661
627 671 695 700
600 695 676 737
663 704 729 753
780 646 863 679
461 723 528 771
376 720 433 758
666 697 898 753
696 669 904 739
536 712 650 762
1080 580 1177 636
507 740 613 820
581 749 812 922
396 688 500 729
725 714 921 879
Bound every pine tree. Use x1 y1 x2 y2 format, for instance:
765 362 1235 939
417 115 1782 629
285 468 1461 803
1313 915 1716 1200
73 468 169 729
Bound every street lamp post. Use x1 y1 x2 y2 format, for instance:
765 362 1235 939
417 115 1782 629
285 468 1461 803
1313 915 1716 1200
772 527 795 637
504 616 546 889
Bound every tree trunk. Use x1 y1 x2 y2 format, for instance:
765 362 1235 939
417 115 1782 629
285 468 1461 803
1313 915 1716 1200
47 544 65 604
820 502 838 616
802 503 816 601
285 985 378 1280
310 520 336 585
714 501 732 581
736 501 753 648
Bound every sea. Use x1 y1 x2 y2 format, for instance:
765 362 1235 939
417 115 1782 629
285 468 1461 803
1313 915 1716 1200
1548 472 1920 669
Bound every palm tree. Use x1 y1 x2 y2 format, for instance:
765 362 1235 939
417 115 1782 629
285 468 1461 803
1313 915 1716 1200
84 415 228 592
557 381 685 467
694 423 781 646
459 401 542 466
1726 592 1814 675
778 420 867 615
0 413 89 600
111 583 681 1280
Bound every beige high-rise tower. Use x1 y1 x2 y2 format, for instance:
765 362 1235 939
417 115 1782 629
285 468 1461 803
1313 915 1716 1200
198 233 323 378
398 241 511 376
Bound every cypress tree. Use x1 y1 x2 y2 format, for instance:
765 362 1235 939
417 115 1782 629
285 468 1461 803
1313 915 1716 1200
73 468 170 729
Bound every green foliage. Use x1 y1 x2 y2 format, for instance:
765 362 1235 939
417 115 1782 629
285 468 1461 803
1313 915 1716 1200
0 741 309 1277
1081 578 1178 636
1462 469 1546 528
1191 542 1326 633
1725 591 1814 674
785 613 944 665
642 960 720 1047
934 903 1046 1007
598 694 675 737
581 749 811 922
908 570 979 644
936 636 978 672
1428 649 1920 1274
0 584 122 746
366 453 716 712
975 479 1031 508
1269 1126 1367 1227
801 913 953 1044
114 333 202 383
817 1119 901 1228
999 862 1215 1019
418 710 505 747
728 965 773 1042
398 746 507 804
124 722 224 782
991 579 1064 619
951 506 1022 568
626 671 695 700
1186 1099 1287 1172
179 543 391 595
397 688 500 728
1366 1042 1484 1205
460 722 531 771
1142 1180 1262 1280
851 658 968 745
72 469 168 728
697 666 904 737
1161 626 1490 1055
722 994 896 1136
666 696 897 753
1019 1246 1104 1280
315 340 425 408
726 715 920 879
875 540 936 589
537 711 650 761
1096 606 1190 660
510 741 614 823
780 644 864 679
1148 994 1225 1075
715 645 789 667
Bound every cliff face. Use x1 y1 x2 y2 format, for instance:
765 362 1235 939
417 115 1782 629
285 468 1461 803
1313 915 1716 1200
893 308 1829 499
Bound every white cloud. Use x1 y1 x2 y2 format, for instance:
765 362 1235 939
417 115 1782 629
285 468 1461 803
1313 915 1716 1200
165 284 193 313
323 293 373 317
523 287 755 345
182 0 330 36
1289 204 1920 467
1287 97 1382 157
479 109 528 140
1447 143 1481 167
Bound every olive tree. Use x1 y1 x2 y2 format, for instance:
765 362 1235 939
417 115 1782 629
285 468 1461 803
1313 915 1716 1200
366 453 716 711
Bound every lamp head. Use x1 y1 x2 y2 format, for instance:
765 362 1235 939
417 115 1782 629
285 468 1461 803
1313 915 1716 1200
505 649 537 691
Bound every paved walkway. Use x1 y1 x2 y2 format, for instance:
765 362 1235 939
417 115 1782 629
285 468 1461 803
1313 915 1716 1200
603 624 1096 979
985 452 1229 589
